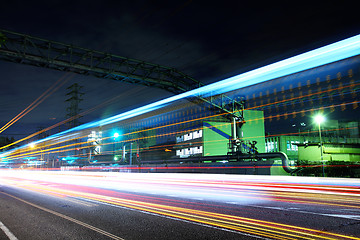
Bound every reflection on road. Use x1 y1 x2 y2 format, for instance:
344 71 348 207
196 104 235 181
1 170 360 239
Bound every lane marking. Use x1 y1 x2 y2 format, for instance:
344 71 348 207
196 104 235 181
0 220 18 240
7 182 358 240
4 177 360 239
2 180 96 207
2 192 124 240
2 184 267 239
72 193 358 240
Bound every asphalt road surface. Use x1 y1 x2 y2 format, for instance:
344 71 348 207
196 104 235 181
0 170 360 240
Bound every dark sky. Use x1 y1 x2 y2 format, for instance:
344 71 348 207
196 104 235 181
0 1 359 137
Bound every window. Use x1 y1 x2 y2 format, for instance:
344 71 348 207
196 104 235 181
184 132 193 141
193 130 202 139
287 140 299 151
191 146 202 154
291 141 299 151
176 149 184 156
176 136 184 143
176 146 203 158
179 130 202 143
287 141 291 151
266 141 277 152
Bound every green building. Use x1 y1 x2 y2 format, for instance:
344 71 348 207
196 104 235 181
175 110 265 157
265 120 360 176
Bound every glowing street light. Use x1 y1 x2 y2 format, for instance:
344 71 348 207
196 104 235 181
314 114 325 177
314 115 325 125
113 132 120 161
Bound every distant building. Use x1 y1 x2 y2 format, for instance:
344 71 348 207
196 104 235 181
174 110 265 158
296 142 360 163
265 120 360 164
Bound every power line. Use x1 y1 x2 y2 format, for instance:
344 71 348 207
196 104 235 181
65 83 84 129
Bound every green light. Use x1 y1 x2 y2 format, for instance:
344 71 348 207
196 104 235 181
314 115 325 124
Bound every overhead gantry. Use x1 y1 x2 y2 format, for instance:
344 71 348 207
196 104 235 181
0 29 245 153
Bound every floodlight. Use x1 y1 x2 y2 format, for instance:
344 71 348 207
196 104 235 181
314 115 325 124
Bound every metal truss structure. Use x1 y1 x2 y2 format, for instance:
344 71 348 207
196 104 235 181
0 29 244 123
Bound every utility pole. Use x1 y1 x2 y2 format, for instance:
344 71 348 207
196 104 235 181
65 83 84 129
65 83 84 163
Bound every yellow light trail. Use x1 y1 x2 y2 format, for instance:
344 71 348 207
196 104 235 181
107 177 360 209
1 191 124 240
3 178 359 240
121 80 360 139
2 135 94 160
2 77 359 162
0 73 71 134
0 86 147 150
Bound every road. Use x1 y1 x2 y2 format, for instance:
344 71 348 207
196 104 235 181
0 170 359 240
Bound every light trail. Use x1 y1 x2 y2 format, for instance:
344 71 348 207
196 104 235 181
2 33 359 159
1 33 359 168
0 72 71 134
113 79 360 142
246 81 360 111
3 99 358 163
2 97 358 165
0 85 148 151
1 191 125 240
2 134 93 160
1 171 359 239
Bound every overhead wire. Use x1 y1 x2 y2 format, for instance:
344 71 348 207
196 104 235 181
3 79 359 158
0 72 72 134
0 85 149 150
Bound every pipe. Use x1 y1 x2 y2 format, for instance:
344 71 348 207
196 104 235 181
254 152 293 173
141 151 294 173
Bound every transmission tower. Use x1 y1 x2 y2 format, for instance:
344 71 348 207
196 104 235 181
65 83 84 129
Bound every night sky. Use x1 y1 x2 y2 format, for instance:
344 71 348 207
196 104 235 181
0 1 359 138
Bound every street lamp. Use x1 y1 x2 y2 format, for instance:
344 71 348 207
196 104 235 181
113 132 120 161
314 114 325 177
29 142 43 168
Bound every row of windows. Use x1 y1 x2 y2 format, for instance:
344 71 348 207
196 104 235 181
176 146 203 158
265 140 300 152
176 130 203 143
286 140 300 151
265 141 278 152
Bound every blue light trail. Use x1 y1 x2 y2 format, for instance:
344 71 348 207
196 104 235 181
1 33 360 160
